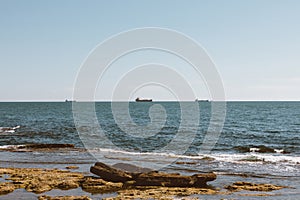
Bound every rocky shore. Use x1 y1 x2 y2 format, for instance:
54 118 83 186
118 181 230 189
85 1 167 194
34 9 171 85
0 162 288 199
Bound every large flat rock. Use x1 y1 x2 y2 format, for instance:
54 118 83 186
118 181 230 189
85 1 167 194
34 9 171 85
90 162 216 187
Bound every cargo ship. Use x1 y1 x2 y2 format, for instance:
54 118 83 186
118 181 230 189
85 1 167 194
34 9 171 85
135 97 152 102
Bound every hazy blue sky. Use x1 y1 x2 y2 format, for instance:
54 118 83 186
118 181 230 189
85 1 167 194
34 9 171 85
0 0 299 101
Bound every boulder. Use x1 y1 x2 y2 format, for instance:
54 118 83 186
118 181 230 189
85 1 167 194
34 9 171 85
91 162 133 182
90 162 216 187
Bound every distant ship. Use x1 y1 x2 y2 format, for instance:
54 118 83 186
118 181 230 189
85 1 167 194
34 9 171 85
65 99 76 102
195 99 209 102
135 97 152 102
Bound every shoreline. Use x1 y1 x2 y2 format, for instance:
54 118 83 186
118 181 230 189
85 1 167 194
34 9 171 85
0 143 298 199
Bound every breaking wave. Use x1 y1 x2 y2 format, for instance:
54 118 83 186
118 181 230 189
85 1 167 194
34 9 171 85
0 125 21 133
88 147 300 165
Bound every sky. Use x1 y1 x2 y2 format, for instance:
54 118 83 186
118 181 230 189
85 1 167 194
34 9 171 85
0 0 299 101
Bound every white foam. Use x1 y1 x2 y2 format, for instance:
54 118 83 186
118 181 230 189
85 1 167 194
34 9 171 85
5 130 15 133
0 125 21 133
274 149 284 153
88 147 300 165
91 148 198 159
249 147 260 152
12 125 21 130
0 145 25 150
208 152 300 165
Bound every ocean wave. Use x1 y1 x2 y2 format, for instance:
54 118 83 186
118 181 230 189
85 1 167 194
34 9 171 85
90 148 198 159
205 153 300 165
0 144 298 166
88 147 300 165
0 125 21 133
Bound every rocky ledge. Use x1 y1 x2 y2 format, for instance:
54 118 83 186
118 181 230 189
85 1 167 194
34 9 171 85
0 163 288 199
0 167 84 194
38 195 91 200
225 181 287 192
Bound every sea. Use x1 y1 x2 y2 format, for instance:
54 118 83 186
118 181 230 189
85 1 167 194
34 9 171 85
0 101 299 199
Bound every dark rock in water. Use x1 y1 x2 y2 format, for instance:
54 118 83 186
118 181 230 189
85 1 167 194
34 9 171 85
225 181 286 192
234 145 289 154
256 145 275 153
175 161 198 165
17 143 75 149
234 146 250 153
66 166 79 170
90 162 216 188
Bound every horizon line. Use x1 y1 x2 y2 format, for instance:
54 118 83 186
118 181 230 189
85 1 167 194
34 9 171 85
0 100 299 103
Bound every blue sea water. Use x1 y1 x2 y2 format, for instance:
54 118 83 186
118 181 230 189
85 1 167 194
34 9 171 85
0 101 299 199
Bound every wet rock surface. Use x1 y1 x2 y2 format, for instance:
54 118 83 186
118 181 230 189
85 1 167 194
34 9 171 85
38 195 91 200
0 167 84 194
81 176 123 194
0 182 15 195
0 143 82 152
112 163 152 173
225 181 286 191
103 186 217 200
66 166 79 170
19 143 75 149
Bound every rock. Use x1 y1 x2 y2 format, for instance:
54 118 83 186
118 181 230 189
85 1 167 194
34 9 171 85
0 167 84 194
200 156 215 161
18 143 75 149
81 176 123 194
26 182 52 193
112 163 152 173
234 145 290 154
90 162 216 187
91 162 133 182
175 161 198 165
225 182 286 192
103 186 217 200
38 195 91 200
66 166 79 170
57 180 80 190
256 145 276 153
134 171 216 187
239 193 275 196
234 146 250 153
0 183 15 195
